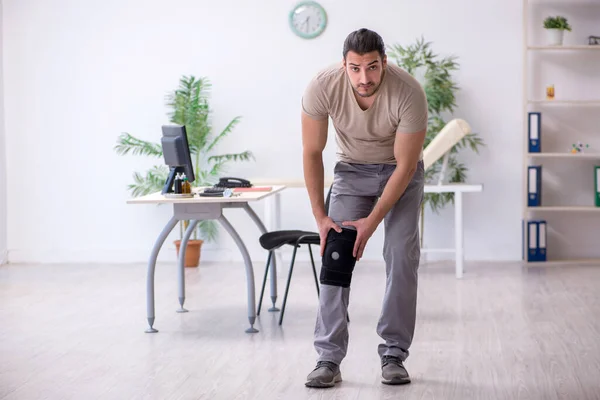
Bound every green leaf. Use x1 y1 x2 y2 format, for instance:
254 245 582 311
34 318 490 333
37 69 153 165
196 220 219 242
207 151 254 164
206 116 243 153
128 165 169 197
114 133 163 158
543 16 572 31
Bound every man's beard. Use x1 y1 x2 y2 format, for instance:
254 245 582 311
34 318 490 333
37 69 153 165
353 83 379 97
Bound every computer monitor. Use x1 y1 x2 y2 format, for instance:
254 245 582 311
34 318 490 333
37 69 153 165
160 124 195 194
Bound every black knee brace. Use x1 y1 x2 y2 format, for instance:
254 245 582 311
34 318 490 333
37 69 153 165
320 228 358 288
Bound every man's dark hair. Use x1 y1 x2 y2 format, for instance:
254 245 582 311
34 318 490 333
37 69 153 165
342 28 385 59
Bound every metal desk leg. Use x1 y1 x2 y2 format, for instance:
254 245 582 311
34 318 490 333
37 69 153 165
264 193 284 281
146 216 179 333
454 191 464 279
242 203 279 312
217 214 259 333
177 219 199 313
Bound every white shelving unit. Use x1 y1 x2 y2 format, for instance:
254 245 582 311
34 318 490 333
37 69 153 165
522 0 600 265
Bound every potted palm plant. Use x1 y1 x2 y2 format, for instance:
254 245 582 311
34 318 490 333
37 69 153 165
543 16 572 46
115 75 253 266
387 36 485 247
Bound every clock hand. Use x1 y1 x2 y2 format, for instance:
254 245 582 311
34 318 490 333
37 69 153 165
299 16 308 31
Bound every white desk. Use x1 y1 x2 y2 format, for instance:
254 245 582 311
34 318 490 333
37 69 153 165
422 183 484 278
127 185 286 334
252 179 483 279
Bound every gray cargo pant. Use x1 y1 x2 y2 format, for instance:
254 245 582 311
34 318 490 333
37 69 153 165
314 160 424 364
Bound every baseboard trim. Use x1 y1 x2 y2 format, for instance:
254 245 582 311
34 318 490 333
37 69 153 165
5 247 318 265
5 247 381 265
3 248 510 265
7 248 221 264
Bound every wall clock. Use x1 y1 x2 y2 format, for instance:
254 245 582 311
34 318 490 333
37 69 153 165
289 1 327 39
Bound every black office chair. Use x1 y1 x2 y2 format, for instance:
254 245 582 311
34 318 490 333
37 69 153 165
257 187 350 325
257 229 320 325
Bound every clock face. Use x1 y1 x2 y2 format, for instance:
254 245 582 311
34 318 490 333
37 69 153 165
289 1 327 39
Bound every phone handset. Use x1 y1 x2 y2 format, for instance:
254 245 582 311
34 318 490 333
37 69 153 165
217 177 252 188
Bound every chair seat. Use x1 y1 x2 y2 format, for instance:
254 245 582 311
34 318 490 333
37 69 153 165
259 230 320 251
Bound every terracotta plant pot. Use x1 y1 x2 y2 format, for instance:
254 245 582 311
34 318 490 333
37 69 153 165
174 239 204 267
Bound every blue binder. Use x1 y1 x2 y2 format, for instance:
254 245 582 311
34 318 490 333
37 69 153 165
537 220 547 261
526 220 547 262
528 165 542 206
522 219 524 260
528 112 541 153
595 166 600 207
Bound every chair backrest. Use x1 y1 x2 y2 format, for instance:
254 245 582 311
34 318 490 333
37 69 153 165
325 184 333 216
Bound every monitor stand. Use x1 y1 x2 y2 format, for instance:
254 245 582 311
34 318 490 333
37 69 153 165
162 166 185 194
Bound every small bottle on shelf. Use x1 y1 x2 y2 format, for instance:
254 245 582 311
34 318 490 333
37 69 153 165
182 175 191 194
174 173 183 194
546 84 555 100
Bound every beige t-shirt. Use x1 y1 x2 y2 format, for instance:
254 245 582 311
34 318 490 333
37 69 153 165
302 62 428 164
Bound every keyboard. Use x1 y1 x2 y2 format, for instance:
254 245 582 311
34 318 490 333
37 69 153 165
204 187 225 194
199 187 225 197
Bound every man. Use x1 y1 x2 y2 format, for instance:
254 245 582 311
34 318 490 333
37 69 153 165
301 28 427 388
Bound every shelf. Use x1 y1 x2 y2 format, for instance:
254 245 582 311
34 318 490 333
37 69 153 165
527 152 600 159
527 206 600 212
528 45 600 50
528 100 600 105
525 258 600 266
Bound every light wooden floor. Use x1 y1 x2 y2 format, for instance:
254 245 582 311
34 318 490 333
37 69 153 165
1 259 600 400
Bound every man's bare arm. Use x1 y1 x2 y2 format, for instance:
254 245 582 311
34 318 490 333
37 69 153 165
301 112 329 220
367 129 426 226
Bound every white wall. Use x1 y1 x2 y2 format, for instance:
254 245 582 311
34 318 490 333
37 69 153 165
2 0 579 265
0 0 7 265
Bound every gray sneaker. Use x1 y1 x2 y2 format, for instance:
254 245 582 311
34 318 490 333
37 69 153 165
305 361 342 388
381 355 411 385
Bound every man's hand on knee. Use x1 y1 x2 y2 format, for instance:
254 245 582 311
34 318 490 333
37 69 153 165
316 216 342 256
342 217 378 261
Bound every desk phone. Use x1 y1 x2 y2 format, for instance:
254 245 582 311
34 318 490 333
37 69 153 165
215 177 252 188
